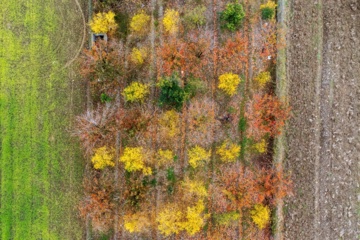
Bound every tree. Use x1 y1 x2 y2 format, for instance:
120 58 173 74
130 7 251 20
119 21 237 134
163 9 180 34
254 71 271 89
122 82 150 103
246 94 290 141
188 146 211 168
250 204 270 229
216 141 241 162
79 170 115 233
220 3 246 32
180 200 207 235
157 74 186 110
130 47 148 65
218 73 241 96
260 1 277 20
130 11 151 34
120 147 152 175
91 146 115 169
157 205 183 236
90 11 118 33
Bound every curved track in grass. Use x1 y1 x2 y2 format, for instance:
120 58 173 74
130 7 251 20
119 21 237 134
0 0 87 238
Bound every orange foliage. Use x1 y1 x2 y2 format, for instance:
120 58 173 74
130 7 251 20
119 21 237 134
255 167 292 205
157 35 210 78
217 33 247 74
246 94 290 141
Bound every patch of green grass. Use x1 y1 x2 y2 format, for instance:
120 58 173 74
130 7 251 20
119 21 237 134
0 0 85 239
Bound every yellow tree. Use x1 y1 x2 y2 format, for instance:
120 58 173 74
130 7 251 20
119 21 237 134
91 146 115 170
90 11 117 33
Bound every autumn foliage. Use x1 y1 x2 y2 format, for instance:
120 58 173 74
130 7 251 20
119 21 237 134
76 1 292 238
90 11 117 33
246 94 290 141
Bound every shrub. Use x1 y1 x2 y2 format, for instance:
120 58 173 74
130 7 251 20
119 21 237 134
220 3 245 31
122 82 149 103
254 71 271 88
214 211 240 226
218 73 241 96
90 11 118 33
188 146 211 168
216 141 241 162
253 139 267 153
182 179 208 198
91 146 115 169
156 149 175 166
130 47 147 65
260 1 277 20
100 93 112 103
124 212 150 233
163 9 180 34
184 76 207 99
130 11 151 34
120 147 152 175
250 204 270 229
184 6 206 28
158 74 185 110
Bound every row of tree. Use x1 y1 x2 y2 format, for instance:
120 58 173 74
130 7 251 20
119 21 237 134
75 0 291 239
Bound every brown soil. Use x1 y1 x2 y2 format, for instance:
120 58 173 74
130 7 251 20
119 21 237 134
284 0 360 239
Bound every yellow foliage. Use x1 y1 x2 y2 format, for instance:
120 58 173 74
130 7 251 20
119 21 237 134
157 206 183 236
260 1 277 11
122 82 149 103
130 11 151 33
188 146 211 168
130 47 147 65
120 147 152 175
216 141 241 162
156 149 174 166
91 146 115 169
163 9 180 34
159 110 180 137
124 212 150 233
182 179 208 198
90 11 117 33
180 200 207 235
254 71 271 88
254 139 267 153
218 73 241 96
250 204 270 229
215 211 241 226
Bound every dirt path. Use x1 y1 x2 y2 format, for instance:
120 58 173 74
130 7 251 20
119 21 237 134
284 1 360 239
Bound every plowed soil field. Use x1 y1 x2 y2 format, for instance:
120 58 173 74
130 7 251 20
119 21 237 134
284 0 359 239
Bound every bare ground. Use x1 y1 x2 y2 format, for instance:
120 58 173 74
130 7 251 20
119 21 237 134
284 0 360 239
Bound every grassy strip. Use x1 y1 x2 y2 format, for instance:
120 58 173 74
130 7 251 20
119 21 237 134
274 0 290 239
0 0 84 239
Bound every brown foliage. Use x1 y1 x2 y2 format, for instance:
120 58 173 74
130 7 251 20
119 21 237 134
74 105 116 156
78 40 125 95
79 170 115 233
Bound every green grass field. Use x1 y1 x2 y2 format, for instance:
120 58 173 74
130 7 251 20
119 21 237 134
0 0 86 239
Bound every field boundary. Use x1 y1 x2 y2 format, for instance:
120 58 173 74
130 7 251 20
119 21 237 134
274 0 289 239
